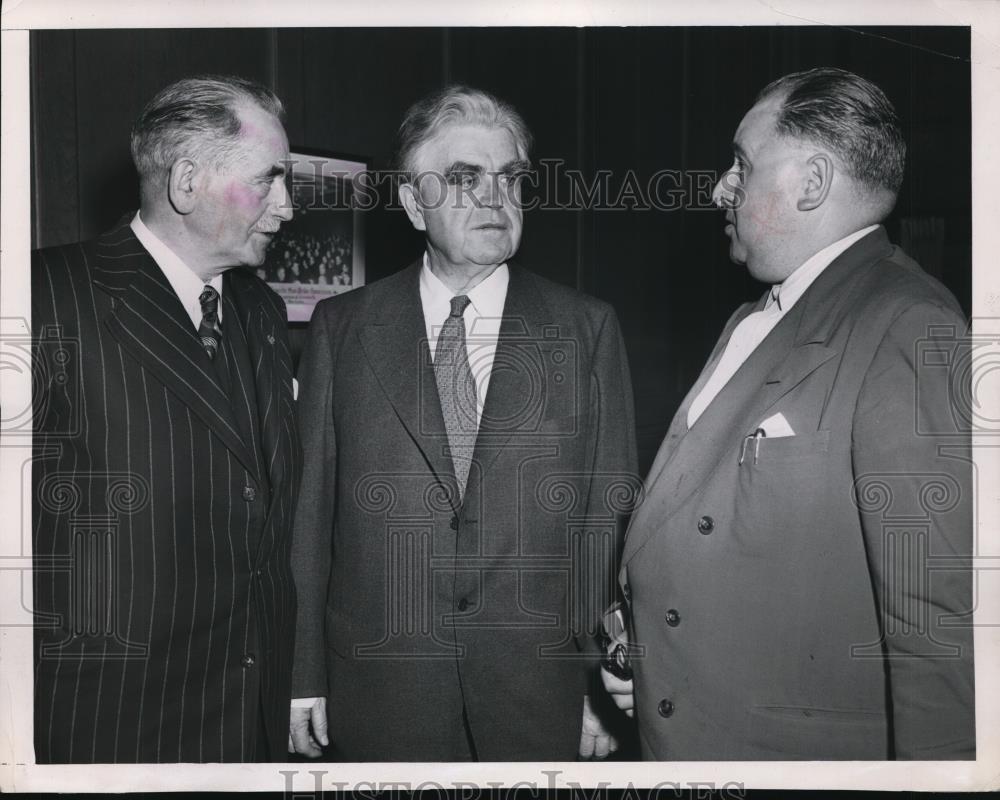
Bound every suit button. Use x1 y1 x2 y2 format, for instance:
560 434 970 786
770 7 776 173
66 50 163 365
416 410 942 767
697 515 714 534
450 516 459 531
242 486 257 502
665 609 681 627
657 698 675 718
241 654 256 668
457 598 469 611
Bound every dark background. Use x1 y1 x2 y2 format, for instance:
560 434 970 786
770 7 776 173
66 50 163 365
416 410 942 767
30 27 971 473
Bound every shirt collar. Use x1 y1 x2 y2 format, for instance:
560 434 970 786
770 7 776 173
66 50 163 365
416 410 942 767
770 224 879 311
130 211 223 329
420 252 509 319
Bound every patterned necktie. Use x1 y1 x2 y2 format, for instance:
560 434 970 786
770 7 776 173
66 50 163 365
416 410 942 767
198 285 222 360
433 294 478 501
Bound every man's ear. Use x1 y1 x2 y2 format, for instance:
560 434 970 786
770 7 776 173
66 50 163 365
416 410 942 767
797 153 834 211
398 182 427 231
167 158 199 215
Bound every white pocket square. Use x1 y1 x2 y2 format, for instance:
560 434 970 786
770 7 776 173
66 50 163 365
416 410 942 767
757 412 795 438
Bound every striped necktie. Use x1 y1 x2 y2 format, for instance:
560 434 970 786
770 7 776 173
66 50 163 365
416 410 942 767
434 294 478 501
198 285 222 360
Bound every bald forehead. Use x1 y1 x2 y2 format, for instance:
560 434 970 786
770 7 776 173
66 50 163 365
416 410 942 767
235 103 287 143
733 94 784 155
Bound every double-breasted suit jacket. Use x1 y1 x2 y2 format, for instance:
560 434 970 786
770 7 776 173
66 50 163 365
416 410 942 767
621 228 975 760
291 260 638 761
32 218 302 762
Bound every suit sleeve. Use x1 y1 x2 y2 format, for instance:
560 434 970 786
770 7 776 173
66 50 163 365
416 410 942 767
289 304 338 698
31 251 53 424
582 307 639 647
852 301 975 759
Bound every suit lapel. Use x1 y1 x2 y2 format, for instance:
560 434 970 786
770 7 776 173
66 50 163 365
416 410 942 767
94 220 260 479
640 299 761 496
358 262 461 508
224 270 288 489
623 227 891 565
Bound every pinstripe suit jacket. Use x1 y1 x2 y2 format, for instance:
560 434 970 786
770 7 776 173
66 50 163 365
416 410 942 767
32 217 301 763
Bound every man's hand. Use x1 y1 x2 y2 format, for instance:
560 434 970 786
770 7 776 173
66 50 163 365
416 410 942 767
578 694 619 759
600 666 635 718
288 697 329 757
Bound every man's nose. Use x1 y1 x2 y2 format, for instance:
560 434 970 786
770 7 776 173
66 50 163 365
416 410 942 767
712 172 733 210
272 180 294 222
475 173 504 209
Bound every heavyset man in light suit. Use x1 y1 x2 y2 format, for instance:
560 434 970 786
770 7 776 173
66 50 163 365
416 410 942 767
288 86 638 761
603 68 975 760
32 76 302 762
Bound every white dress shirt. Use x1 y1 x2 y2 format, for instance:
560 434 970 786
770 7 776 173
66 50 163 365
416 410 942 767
130 211 223 330
687 225 878 427
420 254 510 430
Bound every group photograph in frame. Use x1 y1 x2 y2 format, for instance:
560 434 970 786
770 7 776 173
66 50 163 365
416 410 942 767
258 149 366 323
1 0 998 795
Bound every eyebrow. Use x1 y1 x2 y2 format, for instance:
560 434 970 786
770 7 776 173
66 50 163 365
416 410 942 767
443 159 532 175
444 161 484 176
501 158 532 174
261 164 287 179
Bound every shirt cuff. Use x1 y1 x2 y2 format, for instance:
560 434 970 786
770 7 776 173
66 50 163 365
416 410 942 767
291 696 322 708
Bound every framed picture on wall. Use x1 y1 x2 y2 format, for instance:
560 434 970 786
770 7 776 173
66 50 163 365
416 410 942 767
256 147 366 323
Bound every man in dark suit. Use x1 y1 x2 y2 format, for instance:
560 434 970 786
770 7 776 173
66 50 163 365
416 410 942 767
288 85 638 761
32 75 301 762
602 68 975 759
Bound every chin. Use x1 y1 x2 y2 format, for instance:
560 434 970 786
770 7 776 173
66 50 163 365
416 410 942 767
469 247 514 266
242 249 268 268
746 261 780 284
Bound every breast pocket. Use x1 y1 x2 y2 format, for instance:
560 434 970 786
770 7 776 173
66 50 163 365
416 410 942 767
748 430 830 466
732 430 837 555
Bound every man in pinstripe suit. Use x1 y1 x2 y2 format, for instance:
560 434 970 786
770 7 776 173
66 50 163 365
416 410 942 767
32 75 301 762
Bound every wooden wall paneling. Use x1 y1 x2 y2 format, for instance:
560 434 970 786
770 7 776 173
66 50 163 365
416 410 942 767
273 29 307 145
72 30 147 239
588 28 701 471
31 31 82 249
290 28 445 283
898 27 971 312
137 28 272 90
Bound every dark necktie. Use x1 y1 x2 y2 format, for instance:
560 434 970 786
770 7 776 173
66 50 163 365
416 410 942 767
433 295 478 501
198 285 222 360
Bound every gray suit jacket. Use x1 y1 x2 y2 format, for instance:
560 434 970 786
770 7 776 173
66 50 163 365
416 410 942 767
621 227 975 760
291 260 638 760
